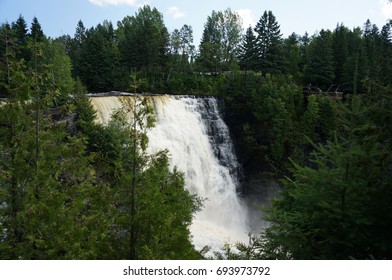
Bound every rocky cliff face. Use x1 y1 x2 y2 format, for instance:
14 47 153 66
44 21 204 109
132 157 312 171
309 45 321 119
222 100 270 179
222 99 281 230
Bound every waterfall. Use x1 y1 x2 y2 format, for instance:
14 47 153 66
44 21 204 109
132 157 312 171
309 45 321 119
90 94 249 252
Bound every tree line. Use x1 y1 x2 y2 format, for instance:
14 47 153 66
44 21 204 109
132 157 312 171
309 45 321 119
1 7 391 95
1 5 392 259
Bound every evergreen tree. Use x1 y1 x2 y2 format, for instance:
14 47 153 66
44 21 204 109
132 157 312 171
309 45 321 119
170 29 181 55
81 92 201 259
117 6 169 72
70 20 86 78
0 23 12 97
77 21 120 92
363 20 382 84
380 20 392 86
254 11 284 74
332 24 349 85
299 32 311 73
283 33 302 81
303 29 335 90
74 20 86 46
238 26 258 71
11 15 30 61
11 15 28 47
116 6 169 89
250 75 303 164
342 27 367 94
30 17 44 42
179 24 195 59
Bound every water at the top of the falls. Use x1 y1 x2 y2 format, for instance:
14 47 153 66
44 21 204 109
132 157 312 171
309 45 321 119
90 94 249 253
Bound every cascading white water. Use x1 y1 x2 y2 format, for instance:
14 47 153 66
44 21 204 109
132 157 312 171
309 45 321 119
90 94 249 252
147 96 249 251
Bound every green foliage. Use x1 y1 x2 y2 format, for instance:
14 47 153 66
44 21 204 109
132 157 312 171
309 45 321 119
198 9 243 72
303 29 335 89
250 75 303 163
30 17 44 42
238 27 258 71
76 21 120 92
0 33 113 259
254 11 284 74
168 25 195 74
116 5 169 89
283 33 302 82
230 95 392 260
1 20 200 260
126 152 201 259
43 39 75 100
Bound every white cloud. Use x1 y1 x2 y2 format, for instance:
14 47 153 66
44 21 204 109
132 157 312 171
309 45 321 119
89 0 140 7
380 0 392 19
236 9 256 29
167 6 186 19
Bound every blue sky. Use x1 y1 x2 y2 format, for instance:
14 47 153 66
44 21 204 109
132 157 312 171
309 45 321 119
1 0 391 46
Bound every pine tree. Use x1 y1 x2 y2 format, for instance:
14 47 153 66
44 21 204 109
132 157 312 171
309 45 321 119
332 24 349 85
74 20 86 46
118 6 169 71
238 26 258 71
283 33 302 81
303 29 335 90
11 15 28 47
363 20 382 84
380 20 392 86
30 17 44 42
11 15 30 62
254 11 284 74
342 27 367 93
77 22 120 92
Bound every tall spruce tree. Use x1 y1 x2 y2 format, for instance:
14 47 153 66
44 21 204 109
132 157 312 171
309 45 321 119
363 20 381 85
303 29 335 90
380 20 392 86
11 15 30 62
77 21 119 92
30 17 44 42
342 27 367 94
238 26 258 71
254 11 284 74
283 33 302 81
332 24 349 86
